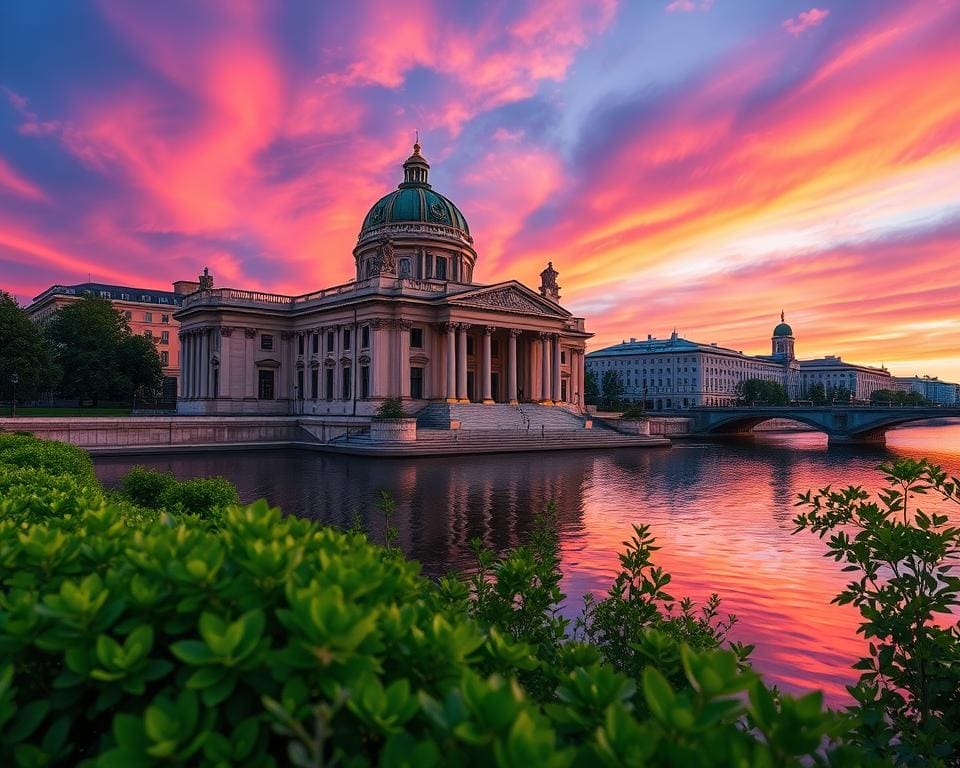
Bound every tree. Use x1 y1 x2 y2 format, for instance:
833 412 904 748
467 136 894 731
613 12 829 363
600 369 624 410
584 369 600 406
735 378 788 405
46 296 162 406
870 388 929 406
829 385 852 403
808 382 827 405
0 291 59 403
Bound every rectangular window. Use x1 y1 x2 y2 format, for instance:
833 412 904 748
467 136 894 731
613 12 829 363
466 335 474 356
161 314 170 324
298 335 304 356
310 369 318 399
410 327 423 348
144 312 153 322
124 310 132 320
325 368 334 400
341 367 352 400
361 326 370 348
120 293 130 300
435 257 447 280
491 339 500 357
261 334 273 351
258 369 275 399
160 331 169 344
343 329 351 351
159 297 169 304
160 351 169 365
312 333 319 354
141 295 150 302
410 366 424 399
361 365 370 398
212 369 219 398
326 331 334 352
99 290 111 299
561 351 567 364
297 370 304 400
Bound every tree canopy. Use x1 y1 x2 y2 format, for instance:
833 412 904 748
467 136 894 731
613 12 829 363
600 369 625 410
0 291 58 402
45 296 162 405
870 388 929 406
735 378 789 405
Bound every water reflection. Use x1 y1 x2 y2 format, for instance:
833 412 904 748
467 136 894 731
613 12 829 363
94 422 960 703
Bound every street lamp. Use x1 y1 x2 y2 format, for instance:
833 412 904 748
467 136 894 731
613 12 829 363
10 373 19 417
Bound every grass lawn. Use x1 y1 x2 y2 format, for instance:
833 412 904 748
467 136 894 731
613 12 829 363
5 407 132 417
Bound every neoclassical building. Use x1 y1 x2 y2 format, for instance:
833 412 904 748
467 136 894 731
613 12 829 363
587 313 895 409
175 144 590 416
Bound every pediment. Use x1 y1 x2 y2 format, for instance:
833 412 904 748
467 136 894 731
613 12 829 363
448 282 570 318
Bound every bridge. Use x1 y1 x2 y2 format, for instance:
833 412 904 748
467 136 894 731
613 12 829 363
684 405 960 445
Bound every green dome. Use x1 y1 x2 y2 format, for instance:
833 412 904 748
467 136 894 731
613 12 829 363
773 322 793 337
359 143 470 239
361 186 469 235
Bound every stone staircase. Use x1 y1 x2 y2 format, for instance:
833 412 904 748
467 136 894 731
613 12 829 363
415 402 590 432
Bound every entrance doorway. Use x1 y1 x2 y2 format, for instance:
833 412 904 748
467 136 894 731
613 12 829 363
467 371 475 402
491 372 500 402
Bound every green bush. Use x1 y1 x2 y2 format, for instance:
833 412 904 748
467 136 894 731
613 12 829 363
619 405 647 420
119 467 238 519
0 433 96 482
0 461 875 766
158 475 239 518
119 466 177 509
375 397 407 419
795 459 960 766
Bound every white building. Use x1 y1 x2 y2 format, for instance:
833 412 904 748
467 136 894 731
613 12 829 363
894 375 960 404
174 144 590 416
587 315 897 410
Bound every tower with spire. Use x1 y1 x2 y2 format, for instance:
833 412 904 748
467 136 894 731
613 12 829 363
771 310 795 359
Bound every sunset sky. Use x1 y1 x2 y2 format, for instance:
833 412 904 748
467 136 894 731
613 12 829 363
1 1 959 379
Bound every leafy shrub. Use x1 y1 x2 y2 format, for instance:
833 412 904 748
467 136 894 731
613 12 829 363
158 475 239 518
0 465 873 766
795 458 960 766
0 433 96 482
375 397 407 419
620 405 647 420
119 466 238 519
119 466 177 508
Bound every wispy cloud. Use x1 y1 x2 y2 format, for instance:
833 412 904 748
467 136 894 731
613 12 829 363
783 7 830 36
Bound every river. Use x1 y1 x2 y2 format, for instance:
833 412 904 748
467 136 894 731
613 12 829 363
94 421 960 704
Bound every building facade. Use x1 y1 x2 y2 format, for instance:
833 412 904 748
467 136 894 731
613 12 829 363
587 315 894 409
894 375 960 404
27 280 197 395
174 144 590 416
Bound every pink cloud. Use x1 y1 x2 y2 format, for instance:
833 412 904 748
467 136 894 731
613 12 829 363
783 8 830 36
0 156 47 202
666 0 713 13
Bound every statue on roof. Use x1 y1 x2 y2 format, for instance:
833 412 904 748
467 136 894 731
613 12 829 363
198 267 214 291
539 261 561 302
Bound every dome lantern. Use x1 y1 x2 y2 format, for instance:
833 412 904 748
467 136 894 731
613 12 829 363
400 141 431 188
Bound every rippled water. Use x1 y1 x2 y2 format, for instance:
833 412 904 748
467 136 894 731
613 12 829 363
94 421 960 703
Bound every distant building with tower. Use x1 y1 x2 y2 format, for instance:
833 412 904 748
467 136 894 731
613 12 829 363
894 375 960 404
586 313 896 410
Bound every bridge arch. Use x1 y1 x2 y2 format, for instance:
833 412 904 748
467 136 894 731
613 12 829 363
702 413 830 436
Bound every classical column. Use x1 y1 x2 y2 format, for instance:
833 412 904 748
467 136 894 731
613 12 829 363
244 328 257 399
179 334 189 399
445 323 457 402
456 324 468 402
219 327 232 400
200 329 210 398
540 333 551 404
398 320 412 399
481 326 494 404
552 334 561 403
507 329 519 405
